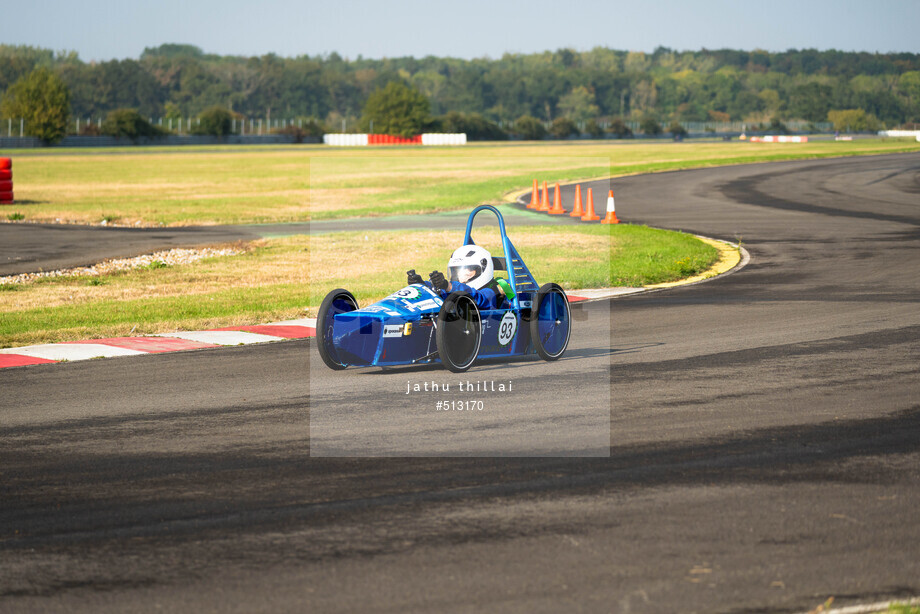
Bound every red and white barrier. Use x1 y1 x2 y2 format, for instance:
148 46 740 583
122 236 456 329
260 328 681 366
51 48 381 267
323 133 369 146
323 133 466 146
368 134 422 145
749 135 808 143
421 133 467 145
878 130 920 138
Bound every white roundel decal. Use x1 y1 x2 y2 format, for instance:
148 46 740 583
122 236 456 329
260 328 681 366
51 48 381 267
390 287 420 300
498 311 517 346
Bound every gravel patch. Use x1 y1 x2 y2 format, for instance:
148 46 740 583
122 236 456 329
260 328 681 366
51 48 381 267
0 246 243 285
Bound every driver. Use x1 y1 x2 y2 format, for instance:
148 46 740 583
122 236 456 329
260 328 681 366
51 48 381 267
407 245 513 310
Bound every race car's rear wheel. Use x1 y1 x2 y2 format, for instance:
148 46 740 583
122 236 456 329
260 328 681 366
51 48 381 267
436 292 482 373
531 283 571 361
317 288 358 370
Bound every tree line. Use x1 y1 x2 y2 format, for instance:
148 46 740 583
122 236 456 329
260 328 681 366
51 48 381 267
2 43 919 142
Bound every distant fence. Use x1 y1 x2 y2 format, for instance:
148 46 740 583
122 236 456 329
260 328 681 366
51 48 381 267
0 134 320 149
659 120 831 134
0 116 846 149
0 116 321 140
2 116 837 139
498 119 834 134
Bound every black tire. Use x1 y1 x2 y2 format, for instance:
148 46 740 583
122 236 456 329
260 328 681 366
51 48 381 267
530 283 571 361
436 292 482 373
317 288 358 370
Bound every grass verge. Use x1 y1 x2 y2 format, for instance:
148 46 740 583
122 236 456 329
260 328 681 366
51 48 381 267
0 224 717 348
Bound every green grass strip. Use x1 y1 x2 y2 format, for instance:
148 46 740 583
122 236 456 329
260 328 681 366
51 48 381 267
0 224 718 348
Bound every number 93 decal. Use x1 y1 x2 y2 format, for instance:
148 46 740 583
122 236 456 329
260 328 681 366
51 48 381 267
497 312 517 346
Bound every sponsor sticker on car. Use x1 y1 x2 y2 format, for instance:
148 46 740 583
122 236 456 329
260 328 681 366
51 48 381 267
383 324 404 338
402 298 442 312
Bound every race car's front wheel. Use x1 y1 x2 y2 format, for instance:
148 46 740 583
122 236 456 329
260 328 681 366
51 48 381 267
436 292 482 373
531 283 571 361
317 288 358 370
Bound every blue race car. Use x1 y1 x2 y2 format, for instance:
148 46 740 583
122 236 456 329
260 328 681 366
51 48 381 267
316 205 571 372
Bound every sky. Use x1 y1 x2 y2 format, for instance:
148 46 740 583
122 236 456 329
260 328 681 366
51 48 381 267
1 0 919 62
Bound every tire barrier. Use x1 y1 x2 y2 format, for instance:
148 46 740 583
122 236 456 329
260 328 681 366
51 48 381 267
323 133 466 146
0 158 11 205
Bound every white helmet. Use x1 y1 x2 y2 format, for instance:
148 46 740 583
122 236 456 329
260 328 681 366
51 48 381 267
448 245 494 290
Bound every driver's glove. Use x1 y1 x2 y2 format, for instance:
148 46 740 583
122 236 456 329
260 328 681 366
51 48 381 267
406 269 423 285
429 270 449 292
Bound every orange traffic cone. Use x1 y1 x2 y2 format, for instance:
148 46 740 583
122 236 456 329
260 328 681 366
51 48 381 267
601 189 620 224
537 180 550 211
548 182 566 214
569 184 585 217
527 179 540 209
581 188 600 221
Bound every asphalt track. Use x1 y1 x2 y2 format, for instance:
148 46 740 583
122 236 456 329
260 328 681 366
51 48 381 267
2 152 920 612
